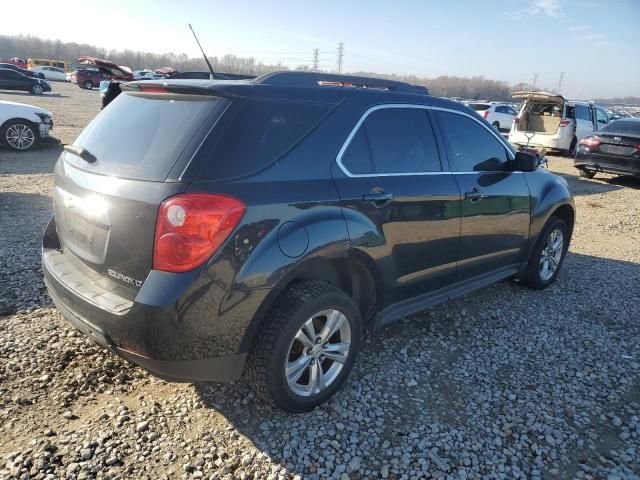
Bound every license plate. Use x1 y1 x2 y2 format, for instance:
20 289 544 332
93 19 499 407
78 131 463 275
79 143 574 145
69 214 94 247
604 145 627 155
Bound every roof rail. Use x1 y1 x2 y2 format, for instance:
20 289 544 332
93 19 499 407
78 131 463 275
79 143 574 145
255 71 429 95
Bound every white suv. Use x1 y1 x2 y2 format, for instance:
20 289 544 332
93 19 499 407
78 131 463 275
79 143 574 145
508 91 610 156
468 103 518 132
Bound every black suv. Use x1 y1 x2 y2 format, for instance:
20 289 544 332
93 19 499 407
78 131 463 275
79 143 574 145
43 72 575 412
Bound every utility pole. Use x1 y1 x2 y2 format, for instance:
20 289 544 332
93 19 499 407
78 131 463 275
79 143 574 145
337 42 345 74
557 72 565 94
532 72 539 89
312 48 319 71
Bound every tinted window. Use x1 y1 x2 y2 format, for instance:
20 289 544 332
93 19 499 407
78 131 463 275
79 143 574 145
576 104 591 121
342 128 373 174
363 108 441 173
201 99 331 179
69 93 228 181
565 105 575 119
507 107 517 115
596 108 608 124
495 106 506 113
469 103 491 111
436 111 509 172
599 120 640 135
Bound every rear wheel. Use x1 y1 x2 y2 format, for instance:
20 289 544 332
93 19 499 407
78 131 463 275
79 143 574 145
579 168 596 179
247 281 362 412
566 138 577 157
1 120 38 151
82 80 94 90
492 121 500 131
520 217 569 290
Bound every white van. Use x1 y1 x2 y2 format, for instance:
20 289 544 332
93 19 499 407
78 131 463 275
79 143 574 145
508 91 610 156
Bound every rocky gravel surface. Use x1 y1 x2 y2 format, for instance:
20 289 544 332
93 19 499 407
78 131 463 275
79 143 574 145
1 83 640 479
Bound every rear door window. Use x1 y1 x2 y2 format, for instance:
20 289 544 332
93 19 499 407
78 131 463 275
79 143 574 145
67 92 228 181
199 99 332 179
435 111 510 172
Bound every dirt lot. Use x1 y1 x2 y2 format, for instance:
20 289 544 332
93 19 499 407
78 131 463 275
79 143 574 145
1 82 639 480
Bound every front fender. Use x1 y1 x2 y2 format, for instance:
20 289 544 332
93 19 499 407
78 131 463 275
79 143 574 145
525 170 575 257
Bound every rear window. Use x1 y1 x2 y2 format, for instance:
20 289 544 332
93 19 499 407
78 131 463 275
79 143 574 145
199 99 332 180
599 120 640 135
469 103 491 111
68 93 227 181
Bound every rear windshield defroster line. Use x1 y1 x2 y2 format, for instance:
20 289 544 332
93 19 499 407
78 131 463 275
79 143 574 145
66 93 228 181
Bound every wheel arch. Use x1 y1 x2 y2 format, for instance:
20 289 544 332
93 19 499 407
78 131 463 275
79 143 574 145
238 251 384 353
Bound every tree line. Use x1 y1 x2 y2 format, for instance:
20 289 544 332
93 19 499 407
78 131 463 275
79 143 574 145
1 34 636 103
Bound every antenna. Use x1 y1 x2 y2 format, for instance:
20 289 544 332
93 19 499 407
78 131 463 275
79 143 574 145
189 23 215 80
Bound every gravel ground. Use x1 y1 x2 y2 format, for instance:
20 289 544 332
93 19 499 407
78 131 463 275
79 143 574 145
1 83 639 480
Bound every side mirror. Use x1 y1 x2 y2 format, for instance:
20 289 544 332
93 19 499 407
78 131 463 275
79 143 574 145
510 151 539 172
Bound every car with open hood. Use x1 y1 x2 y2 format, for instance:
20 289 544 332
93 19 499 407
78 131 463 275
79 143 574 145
509 91 610 156
76 56 134 82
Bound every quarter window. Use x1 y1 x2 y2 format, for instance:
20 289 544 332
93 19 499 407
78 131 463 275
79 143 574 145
435 111 509 172
575 104 591 121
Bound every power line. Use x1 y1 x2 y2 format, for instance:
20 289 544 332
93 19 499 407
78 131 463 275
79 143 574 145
312 48 319 71
337 42 345 74
532 72 539 88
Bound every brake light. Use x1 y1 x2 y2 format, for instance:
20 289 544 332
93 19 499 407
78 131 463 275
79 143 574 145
483 110 490 119
559 120 570 127
139 84 168 94
579 137 601 148
635 144 640 151
153 193 245 272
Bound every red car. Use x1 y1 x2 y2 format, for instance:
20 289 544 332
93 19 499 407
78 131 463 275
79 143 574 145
69 68 108 90
76 56 134 82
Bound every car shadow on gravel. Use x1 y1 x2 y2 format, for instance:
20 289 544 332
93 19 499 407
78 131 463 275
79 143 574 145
190 250 640 478
0 91 69 98
0 142 62 175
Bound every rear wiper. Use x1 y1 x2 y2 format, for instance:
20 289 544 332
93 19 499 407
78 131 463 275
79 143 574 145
64 145 97 163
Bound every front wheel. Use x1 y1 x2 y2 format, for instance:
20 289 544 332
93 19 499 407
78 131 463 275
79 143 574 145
520 217 569 290
1 120 38 151
31 83 44 95
82 80 94 89
579 168 596 179
247 281 362 412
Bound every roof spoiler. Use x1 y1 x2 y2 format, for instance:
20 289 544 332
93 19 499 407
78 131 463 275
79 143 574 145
255 71 429 95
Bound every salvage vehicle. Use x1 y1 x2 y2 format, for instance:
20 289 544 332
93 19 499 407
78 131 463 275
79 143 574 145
76 56 134 82
0 68 51 95
43 72 575 412
575 119 640 179
509 91 609 156
0 100 53 151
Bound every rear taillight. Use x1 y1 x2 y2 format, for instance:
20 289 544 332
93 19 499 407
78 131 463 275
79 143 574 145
139 85 168 94
483 111 490 119
559 120 570 127
153 193 245 272
635 144 640 151
579 137 601 149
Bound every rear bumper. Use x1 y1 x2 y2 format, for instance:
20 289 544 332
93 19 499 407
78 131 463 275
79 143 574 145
42 217 253 383
575 154 640 177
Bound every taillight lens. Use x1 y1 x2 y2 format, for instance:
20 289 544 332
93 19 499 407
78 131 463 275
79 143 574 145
483 111 490 119
579 137 601 149
139 84 168 94
635 144 640 151
559 120 570 127
153 193 245 272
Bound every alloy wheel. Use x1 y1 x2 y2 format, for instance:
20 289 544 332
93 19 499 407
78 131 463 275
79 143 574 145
285 309 351 397
539 228 564 281
5 124 36 150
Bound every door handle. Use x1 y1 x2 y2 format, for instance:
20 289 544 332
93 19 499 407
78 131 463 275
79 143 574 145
464 188 486 201
362 191 393 205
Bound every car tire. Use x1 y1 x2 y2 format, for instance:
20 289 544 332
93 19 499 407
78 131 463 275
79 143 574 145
30 84 44 95
1 119 39 151
492 121 500 130
520 216 569 290
82 80 94 90
247 280 362 412
578 168 596 179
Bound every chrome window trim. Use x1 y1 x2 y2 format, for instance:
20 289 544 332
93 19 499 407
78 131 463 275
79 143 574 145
336 103 515 178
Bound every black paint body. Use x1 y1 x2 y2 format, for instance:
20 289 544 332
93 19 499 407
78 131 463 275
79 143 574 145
43 74 575 382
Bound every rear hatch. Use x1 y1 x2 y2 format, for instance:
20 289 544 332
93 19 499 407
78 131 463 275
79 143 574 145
52 87 229 300
511 91 566 138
